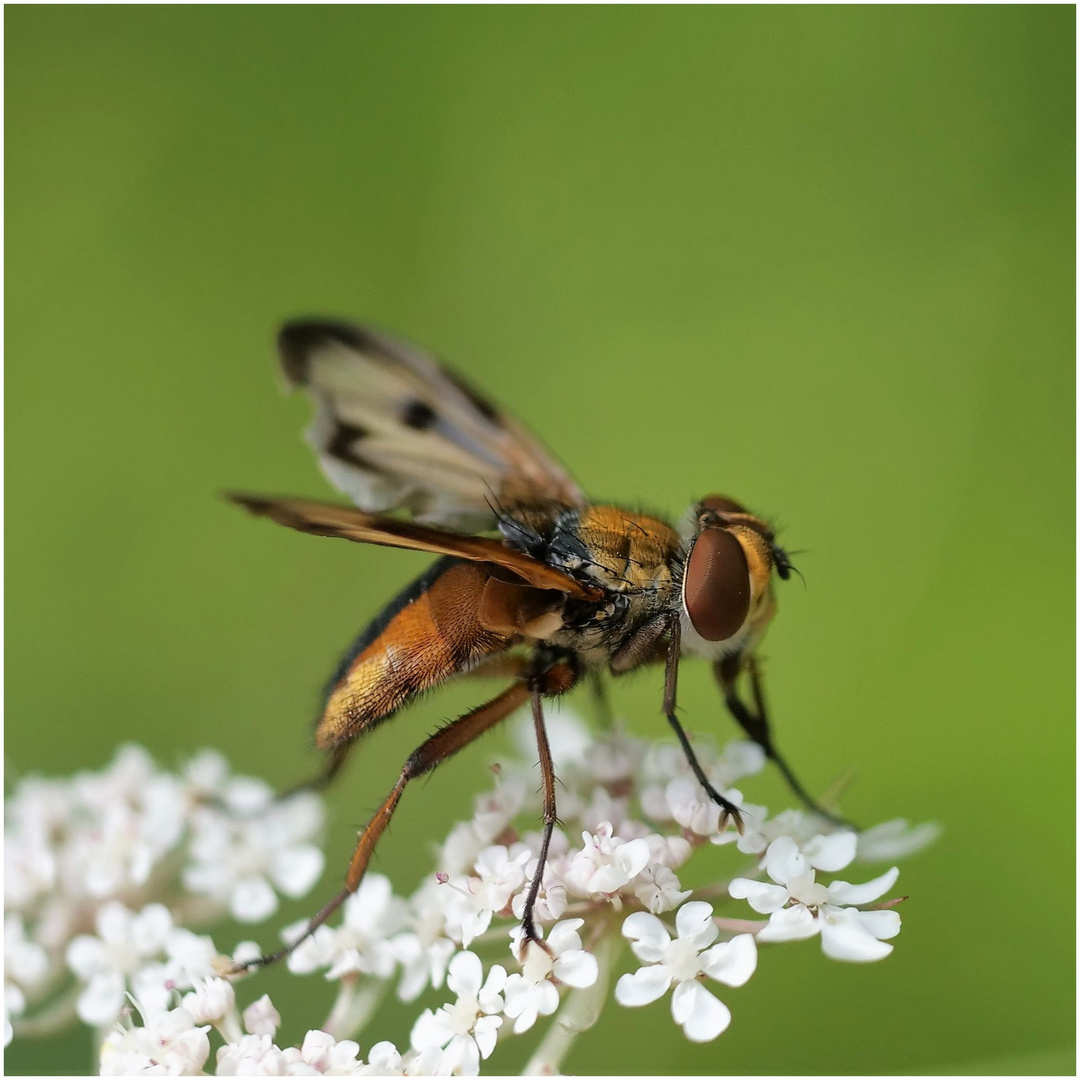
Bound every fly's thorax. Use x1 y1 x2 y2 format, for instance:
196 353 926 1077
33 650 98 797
498 504 681 659
547 506 681 593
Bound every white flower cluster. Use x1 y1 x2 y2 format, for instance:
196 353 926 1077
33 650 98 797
5 714 938 1075
4 746 324 1046
100 981 405 1076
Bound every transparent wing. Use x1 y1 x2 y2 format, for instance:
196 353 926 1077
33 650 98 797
277 319 585 529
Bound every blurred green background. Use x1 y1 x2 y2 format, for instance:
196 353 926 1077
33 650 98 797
6 6 1074 1076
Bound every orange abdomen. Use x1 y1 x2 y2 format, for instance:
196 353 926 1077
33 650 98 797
315 557 512 749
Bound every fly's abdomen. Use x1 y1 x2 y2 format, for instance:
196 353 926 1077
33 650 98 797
316 557 511 750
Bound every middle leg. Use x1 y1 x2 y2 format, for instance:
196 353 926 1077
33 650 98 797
516 656 578 955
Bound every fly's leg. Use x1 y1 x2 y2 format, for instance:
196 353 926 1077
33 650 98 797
664 620 745 833
230 678 535 973
715 653 854 828
517 656 578 958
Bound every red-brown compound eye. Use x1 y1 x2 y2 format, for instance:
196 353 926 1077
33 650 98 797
683 526 751 641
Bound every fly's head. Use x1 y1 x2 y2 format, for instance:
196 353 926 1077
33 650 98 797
681 494 795 645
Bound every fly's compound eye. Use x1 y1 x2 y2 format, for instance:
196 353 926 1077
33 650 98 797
683 526 751 641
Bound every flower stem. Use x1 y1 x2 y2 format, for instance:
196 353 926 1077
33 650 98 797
323 975 389 1042
713 916 767 934
521 930 621 1076
11 987 80 1039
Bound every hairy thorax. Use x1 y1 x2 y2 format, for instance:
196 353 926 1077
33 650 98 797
500 504 683 663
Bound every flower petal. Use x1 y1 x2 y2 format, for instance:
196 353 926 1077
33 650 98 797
701 933 757 987
65 935 107 980
674 901 718 950
764 836 806 884
802 831 857 872
757 905 820 942
826 866 899 907
446 950 484 998
856 819 941 862
728 877 789 914
819 907 894 962
621 911 671 963
553 949 598 989
546 919 584 955
131 903 173 954
473 1015 502 1059
617 838 651 878
269 845 324 898
615 964 672 1006
852 908 901 941
671 980 731 1042
230 875 278 923
76 972 125 1026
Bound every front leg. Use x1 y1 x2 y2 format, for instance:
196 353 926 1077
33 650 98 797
664 620 744 833
715 653 853 828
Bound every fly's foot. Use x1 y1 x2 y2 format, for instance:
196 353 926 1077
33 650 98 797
219 945 289 978
516 917 555 963
701 780 746 835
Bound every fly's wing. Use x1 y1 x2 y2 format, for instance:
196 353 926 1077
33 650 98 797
229 494 602 601
277 319 585 530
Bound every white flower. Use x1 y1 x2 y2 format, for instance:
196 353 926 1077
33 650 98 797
4 726 930 1064
631 863 692 914
434 842 537 949
63 748 186 901
282 1029 365 1075
466 845 531 935
5 913 49 992
729 836 902 961
503 919 599 1034
640 738 764 825
286 873 406 979
409 951 506 1075
513 709 592 766
564 823 650 899
216 1033 289 1075
392 923 456 1004
181 976 235 1026
508 877 568 927
4 810 58 912
243 994 282 1038
721 804 847 858
99 1002 211 1076
358 1041 404 1075
665 777 748 837
439 773 529 877
66 901 173 1025
121 927 221 1018
582 727 646 788
183 788 324 923
615 902 757 1042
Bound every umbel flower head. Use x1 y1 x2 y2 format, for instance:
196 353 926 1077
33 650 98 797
4 711 937 1074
